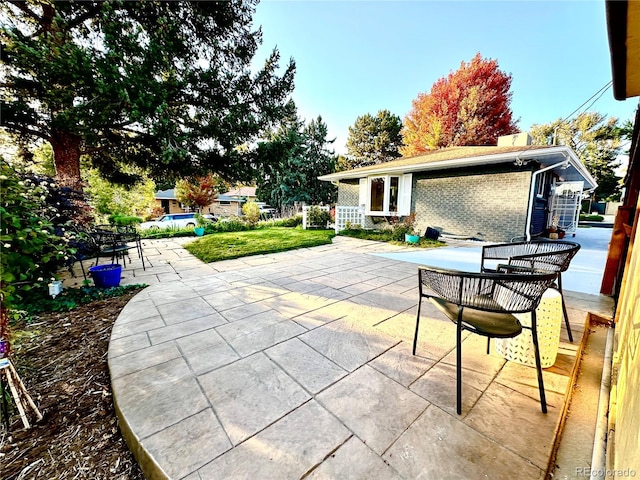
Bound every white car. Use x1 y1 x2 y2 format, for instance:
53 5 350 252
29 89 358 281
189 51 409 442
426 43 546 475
256 202 277 216
139 213 216 230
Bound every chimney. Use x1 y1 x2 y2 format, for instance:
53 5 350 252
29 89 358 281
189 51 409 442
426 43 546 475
497 133 532 147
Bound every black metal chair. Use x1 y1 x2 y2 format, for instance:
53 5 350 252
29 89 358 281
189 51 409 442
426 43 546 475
115 225 145 270
480 240 581 342
91 228 135 267
412 266 558 414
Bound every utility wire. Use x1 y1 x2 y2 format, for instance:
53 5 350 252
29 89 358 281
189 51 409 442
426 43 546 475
560 81 612 123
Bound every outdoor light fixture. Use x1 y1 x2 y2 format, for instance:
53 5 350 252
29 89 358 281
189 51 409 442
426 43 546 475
48 280 63 298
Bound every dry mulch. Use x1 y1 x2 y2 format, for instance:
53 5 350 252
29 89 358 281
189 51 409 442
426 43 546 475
1 291 146 480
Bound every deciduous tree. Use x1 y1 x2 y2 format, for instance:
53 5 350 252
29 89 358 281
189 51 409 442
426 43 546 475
401 53 518 156
1 1 295 189
530 112 624 201
174 173 221 212
345 110 403 169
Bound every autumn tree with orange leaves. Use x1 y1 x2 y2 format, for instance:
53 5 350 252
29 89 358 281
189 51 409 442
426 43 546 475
401 53 518 157
174 173 225 212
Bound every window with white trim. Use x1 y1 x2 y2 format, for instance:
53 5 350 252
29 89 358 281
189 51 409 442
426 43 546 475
360 174 412 216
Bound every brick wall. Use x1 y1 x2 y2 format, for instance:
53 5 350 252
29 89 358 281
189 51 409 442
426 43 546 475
412 169 532 242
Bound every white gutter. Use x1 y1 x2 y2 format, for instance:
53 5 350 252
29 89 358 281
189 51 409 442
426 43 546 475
589 326 615 480
525 160 569 241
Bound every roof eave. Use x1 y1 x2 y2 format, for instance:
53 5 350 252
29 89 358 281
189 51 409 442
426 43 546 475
319 146 597 190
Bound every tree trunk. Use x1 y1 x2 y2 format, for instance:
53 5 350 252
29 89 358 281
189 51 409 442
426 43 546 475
50 130 83 190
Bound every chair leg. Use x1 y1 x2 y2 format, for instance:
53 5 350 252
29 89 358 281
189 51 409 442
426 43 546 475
412 297 423 355
557 274 573 343
531 311 547 414
138 240 146 270
456 309 463 415
486 338 490 355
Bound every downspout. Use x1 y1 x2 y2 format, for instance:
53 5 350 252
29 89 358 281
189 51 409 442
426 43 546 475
524 160 569 241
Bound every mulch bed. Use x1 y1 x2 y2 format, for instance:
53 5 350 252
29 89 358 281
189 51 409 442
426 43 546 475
1 291 146 480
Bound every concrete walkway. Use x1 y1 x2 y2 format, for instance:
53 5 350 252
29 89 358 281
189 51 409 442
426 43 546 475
107 236 613 480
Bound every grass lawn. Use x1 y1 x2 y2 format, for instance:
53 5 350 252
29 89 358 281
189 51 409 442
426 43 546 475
184 227 335 263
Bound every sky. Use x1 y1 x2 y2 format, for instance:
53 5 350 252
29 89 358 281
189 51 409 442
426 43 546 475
251 0 637 155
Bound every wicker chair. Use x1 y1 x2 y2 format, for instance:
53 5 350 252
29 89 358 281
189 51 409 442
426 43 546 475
413 266 558 414
480 240 581 342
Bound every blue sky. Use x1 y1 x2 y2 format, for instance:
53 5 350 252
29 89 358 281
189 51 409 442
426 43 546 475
252 0 637 154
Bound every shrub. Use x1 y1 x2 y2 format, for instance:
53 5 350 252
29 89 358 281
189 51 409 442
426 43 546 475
242 201 261 226
272 215 303 228
381 213 416 241
579 214 604 222
0 161 79 308
307 207 331 228
109 215 142 226
207 217 250 233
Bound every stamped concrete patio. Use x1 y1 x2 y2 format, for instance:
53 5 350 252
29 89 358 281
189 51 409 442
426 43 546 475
107 235 613 480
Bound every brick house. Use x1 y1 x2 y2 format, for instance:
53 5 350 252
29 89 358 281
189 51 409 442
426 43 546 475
154 186 257 217
319 134 597 242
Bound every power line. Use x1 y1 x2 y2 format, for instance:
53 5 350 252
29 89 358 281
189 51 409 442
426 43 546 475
560 81 613 124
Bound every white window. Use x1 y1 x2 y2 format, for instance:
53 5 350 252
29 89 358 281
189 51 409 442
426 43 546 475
359 174 412 216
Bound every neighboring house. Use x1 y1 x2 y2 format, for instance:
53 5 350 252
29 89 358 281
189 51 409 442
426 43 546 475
153 186 258 217
208 186 258 217
319 133 597 242
155 189 188 214
223 186 257 202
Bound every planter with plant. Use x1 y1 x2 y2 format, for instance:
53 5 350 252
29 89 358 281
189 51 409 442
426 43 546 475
394 213 419 243
194 213 209 236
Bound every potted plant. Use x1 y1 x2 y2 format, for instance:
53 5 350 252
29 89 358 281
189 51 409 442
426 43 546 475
194 213 208 236
402 213 420 244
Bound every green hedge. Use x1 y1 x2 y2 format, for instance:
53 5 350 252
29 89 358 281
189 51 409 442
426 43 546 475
579 214 604 222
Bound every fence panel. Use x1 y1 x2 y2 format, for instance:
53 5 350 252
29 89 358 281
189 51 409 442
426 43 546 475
335 206 365 233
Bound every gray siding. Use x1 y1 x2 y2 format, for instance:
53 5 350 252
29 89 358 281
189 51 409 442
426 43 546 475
412 170 532 242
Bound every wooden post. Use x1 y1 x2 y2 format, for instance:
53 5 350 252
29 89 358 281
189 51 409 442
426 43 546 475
0 358 42 430
600 206 635 296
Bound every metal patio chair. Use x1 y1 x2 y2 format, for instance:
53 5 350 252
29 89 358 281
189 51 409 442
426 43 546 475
480 240 581 342
115 224 145 270
412 266 558 414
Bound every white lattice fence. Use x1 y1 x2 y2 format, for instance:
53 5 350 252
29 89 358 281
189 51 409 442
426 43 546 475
335 206 365 233
302 205 331 230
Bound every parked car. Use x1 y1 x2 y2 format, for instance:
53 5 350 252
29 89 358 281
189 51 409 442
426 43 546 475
256 202 277 216
139 213 216 230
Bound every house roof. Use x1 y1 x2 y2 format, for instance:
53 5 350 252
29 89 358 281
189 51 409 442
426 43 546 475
223 186 256 197
606 0 640 100
155 189 176 199
215 195 243 203
318 144 598 190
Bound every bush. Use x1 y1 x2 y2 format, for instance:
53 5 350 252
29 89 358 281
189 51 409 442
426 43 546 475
272 215 303 228
307 207 331 228
207 217 250 233
242 201 261 226
109 215 142 226
379 213 416 241
579 214 604 222
0 160 84 309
